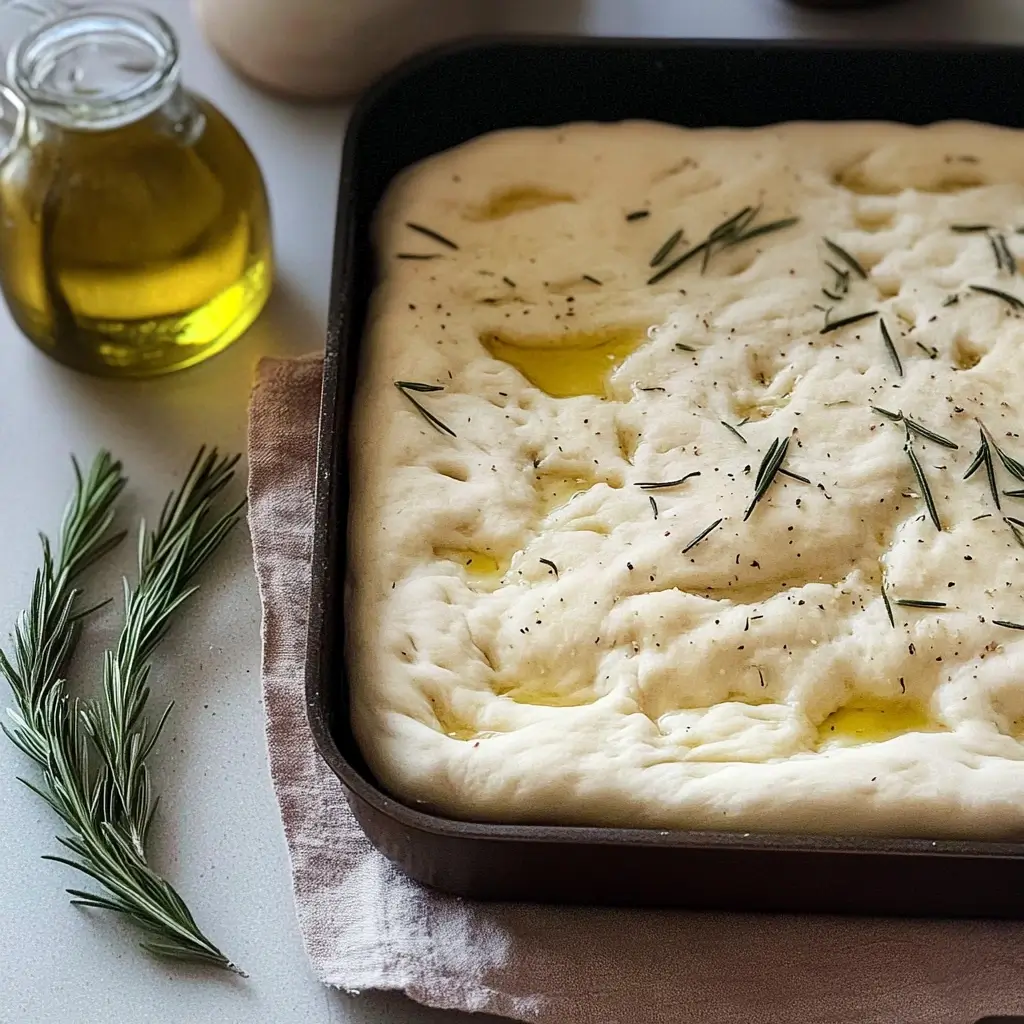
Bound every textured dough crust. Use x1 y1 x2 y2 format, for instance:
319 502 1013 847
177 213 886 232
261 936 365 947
348 120 1024 838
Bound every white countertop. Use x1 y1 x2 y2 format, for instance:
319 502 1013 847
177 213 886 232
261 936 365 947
4 1 1024 1022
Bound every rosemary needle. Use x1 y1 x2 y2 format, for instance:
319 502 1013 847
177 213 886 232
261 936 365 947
539 558 559 578
649 495 659 519
870 407 957 449
894 599 948 609
905 433 942 531
745 437 790 521
881 586 895 628
636 472 701 490
650 229 683 268
729 217 800 245
951 224 992 233
582 274 602 285
626 210 649 222
964 429 1000 510
994 619 1024 631
969 283 1024 309
721 420 748 444
879 318 903 376
683 517 723 554
1004 517 1024 549
998 233 1017 275
396 252 442 261
405 221 458 250
820 310 878 335
823 237 867 279
394 381 456 437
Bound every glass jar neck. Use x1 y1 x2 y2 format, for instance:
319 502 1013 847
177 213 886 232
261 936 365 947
7 4 180 132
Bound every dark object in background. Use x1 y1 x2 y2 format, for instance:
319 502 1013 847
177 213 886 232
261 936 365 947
309 36 1024 915
786 0 901 7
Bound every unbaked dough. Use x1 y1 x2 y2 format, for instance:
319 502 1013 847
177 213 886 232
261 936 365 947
348 120 1024 838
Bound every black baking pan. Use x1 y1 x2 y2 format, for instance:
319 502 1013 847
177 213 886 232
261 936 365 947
308 37 1024 916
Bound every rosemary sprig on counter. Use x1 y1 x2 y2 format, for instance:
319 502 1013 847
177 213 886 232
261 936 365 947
395 380 456 437
1 451 243 971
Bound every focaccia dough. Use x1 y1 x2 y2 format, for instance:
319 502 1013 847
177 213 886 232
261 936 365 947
348 120 1024 838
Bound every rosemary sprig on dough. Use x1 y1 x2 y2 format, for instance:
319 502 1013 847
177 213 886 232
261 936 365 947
682 517 723 554
820 310 878 335
646 207 798 285
996 232 1016 274
870 407 958 449
405 221 459 250
1 451 242 971
823 238 867 279
968 283 1024 310
904 428 942 531
635 472 700 491
744 437 791 521
1004 517 1024 549
881 586 895 628
721 420 748 444
649 229 683 268
730 217 799 245
964 428 1000 510
395 381 456 437
879 318 903 376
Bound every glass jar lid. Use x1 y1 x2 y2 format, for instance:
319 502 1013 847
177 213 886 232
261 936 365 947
7 3 179 130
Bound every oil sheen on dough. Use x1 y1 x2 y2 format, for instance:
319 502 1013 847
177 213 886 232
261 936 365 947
348 120 1024 839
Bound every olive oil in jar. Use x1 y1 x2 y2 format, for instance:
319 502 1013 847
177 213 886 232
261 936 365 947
0 6 272 377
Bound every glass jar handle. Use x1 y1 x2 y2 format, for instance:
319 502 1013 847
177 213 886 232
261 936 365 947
0 83 24 163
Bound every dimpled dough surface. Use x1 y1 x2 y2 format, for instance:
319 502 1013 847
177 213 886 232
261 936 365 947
348 120 1024 839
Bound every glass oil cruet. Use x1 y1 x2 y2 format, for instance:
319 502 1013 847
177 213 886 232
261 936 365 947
0 3 273 376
